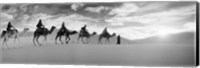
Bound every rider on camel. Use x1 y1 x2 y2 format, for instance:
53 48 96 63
36 19 45 29
60 22 67 32
102 27 109 35
81 25 88 34
6 21 15 32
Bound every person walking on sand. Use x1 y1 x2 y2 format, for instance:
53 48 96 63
117 35 121 45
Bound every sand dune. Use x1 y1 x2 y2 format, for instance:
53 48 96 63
0 36 195 66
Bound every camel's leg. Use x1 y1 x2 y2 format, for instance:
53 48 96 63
65 37 68 44
14 35 21 47
42 35 47 44
83 38 87 44
81 37 84 44
66 36 70 44
5 38 9 48
86 38 88 44
55 34 59 44
2 38 6 49
86 37 90 44
13 34 19 43
13 36 17 43
105 38 107 44
2 38 4 49
5 40 9 49
106 38 110 44
17 37 21 44
98 39 100 44
59 36 64 44
17 36 21 43
33 35 37 46
3 37 9 49
16 37 21 47
77 36 80 43
68 37 71 44
64 34 69 44
89 38 91 44
44 36 47 45
98 37 102 45
65 37 69 44
2 41 4 50
36 36 42 46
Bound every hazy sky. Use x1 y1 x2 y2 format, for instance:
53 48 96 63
0 2 196 40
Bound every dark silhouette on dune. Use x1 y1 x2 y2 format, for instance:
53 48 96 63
117 35 121 45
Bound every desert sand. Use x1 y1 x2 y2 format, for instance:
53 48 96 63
0 35 195 66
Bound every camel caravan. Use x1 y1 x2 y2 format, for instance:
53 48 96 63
0 22 29 48
1 19 121 48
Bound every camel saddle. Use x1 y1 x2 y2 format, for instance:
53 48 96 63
80 29 89 36
36 27 47 34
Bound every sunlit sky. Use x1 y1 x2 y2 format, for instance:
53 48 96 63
0 2 196 40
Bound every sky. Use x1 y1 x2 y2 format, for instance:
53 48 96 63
0 2 196 40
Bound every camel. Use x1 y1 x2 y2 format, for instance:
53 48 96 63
33 26 56 46
64 30 78 44
55 29 78 44
77 30 97 44
98 31 116 44
1 28 29 49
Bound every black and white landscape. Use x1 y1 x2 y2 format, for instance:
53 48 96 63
0 1 196 67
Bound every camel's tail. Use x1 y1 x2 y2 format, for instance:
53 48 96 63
0 30 6 39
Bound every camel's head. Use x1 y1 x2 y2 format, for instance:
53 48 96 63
50 26 56 31
23 27 29 32
49 26 56 34
92 32 97 35
51 26 56 30
112 33 116 36
71 30 78 34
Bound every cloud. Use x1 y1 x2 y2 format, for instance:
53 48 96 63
0 12 15 30
71 3 84 11
106 3 195 26
105 16 145 26
109 24 194 40
109 3 139 16
134 4 195 24
85 6 110 13
0 12 14 21
108 25 160 40
104 2 196 40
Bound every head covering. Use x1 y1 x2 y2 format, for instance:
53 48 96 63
104 27 107 30
39 19 42 23
62 22 65 26
8 21 12 26
84 25 87 27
